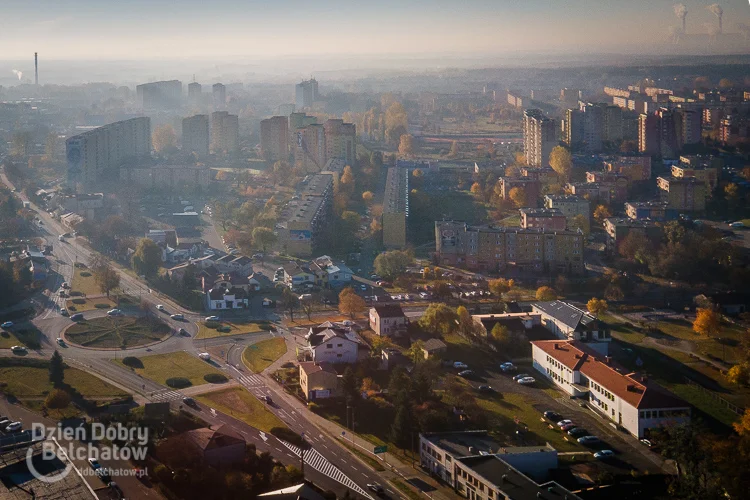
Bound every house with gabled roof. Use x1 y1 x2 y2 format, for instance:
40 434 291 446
369 304 408 337
304 324 366 364
531 300 611 355
531 339 690 438
309 255 353 287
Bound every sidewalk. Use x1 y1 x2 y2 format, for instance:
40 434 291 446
264 332 458 500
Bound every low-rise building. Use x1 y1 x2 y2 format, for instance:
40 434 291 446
657 177 707 212
531 301 611 355
183 425 246 467
120 164 211 189
53 192 105 220
625 201 677 221
369 305 408 337
543 194 590 229
421 338 447 359
309 255 353 287
299 361 340 400
531 340 691 438
305 325 362 364
519 166 557 183
671 160 720 191
518 208 566 231
604 217 663 254
206 287 249 310
603 155 652 182
283 262 315 290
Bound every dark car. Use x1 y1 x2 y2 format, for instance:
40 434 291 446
568 427 589 438
70 313 83 321
182 397 197 407
543 411 562 422
178 328 189 336
477 385 493 393
261 395 273 404
458 370 474 378
367 483 385 495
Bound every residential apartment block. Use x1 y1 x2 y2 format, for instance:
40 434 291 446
136 80 182 110
323 119 356 166
295 78 319 109
532 340 690 438
435 220 585 275
294 123 326 172
382 167 409 248
603 217 663 254
120 164 210 189
625 201 677 221
182 114 210 158
278 173 334 257
210 111 239 154
543 194 590 230
671 159 719 191
523 109 556 167
519 166 557 183
260 116 289 161
603 155 652 182
66 117 151 188
567 179 627 205
656 176 707 211
496 177 541 207
519 208 566 231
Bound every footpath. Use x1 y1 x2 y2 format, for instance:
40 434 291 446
263 332 459 500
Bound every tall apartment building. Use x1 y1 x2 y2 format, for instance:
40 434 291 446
580 103 604 152
639 108 697 158
676 108 702 146
638 113 660 156
523 109 556 167
212 83 226 109
560 88 581 105
66 117 151 188
435 220 585 275
187 82 202 104
603 105 623 143
182 114 210 158
657 177 707 211
294 124 326 172
211 111 239 154
289 112 318 131
295 78 319 109
260 116 289 161
323 119 356 166
279 173 334 257
382 168 409 248
563 109 583 149
136 80 182 110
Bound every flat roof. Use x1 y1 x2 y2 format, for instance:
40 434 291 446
383 167 408 215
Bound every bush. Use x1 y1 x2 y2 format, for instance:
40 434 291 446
79 271 92 277
69 291 83 297
122 356 143 369
94 303 110 309
68 306 77 311
203 373 228 384
45 389 72 409
71 298 86 304
165 377 192 389
270 427 305 447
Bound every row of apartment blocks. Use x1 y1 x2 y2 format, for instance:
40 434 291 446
137 80 229 110
181 111 239 157
260 113 356 172
434 220 585 275
382 167 409 248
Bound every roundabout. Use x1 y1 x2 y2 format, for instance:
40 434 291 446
63 315 172 350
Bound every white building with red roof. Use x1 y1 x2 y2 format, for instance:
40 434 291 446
531 340 690 438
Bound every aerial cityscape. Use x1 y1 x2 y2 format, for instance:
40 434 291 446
1 1 750 499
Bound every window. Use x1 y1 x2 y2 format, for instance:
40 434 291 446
337 343 343 347
326 343 333 348
337 354 342 358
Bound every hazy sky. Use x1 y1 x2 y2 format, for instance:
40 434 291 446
1 0 749 60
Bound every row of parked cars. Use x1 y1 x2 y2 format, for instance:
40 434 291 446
542 411 614 459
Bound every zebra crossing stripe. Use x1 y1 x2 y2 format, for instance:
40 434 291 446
279 441 373 499
151 390 182 402
239 374 265 387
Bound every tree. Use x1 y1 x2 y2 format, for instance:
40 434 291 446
152 124 178 154
734 408 750 436
488 278 514 304
727 363 750 386
45 389 71 409
398 134 414 156
374 250 414 279
385 102 408 145
281 288 298 322
93 263 120 298
725 183 740 210
389 396 413 448
659 421 725 499
456 306 478 338
11 132 32 157
587 298 608 318
470 182 482 197
549 146 573 182
341 367 360 405
418 303 458 335
388 365 411 396
213 201 234 231
693 308 721 337
508 186 527 208
44 133 58 159
535 286 557 301
49 350 65 388
490 323 510 343
338 288 366 319
132 238 162 277
340 166 355 193
252 227 277 253
406 340 425 365
362 191 374 204
369 336 392 356
593 205 612 224
448 140 460 157
619 231 650 262
568 214 589 235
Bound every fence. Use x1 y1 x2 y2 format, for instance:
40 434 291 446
683 376 745 416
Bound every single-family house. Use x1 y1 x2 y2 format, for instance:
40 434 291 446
283 262 315 290
206 287 249 310
299 361 340 400
309 255 353 287
182 425 246 467
369 305 408 336
305 325 362 364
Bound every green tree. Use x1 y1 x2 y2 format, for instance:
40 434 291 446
490 323 510 343
488 278 514 305
549 146 573 181
45 389 71 409
93 262 120 298
341 367 360 405
49 350 65 388
281 287 298 322
213 201 235 231
568 214 589 235
587 297 608 318
373 250 414 279
418 303 458 335
252 226 277 253
406 340 425 365
388 365 411 396
131 238 162 277
390 395 413 448
456 306 477 337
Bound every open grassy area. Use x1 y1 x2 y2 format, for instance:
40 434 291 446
242 338 287 373
600 313 647 344
282 315 349 328
66 316 170 348
196 320 269 340
70 266 101 296
114 351 224 387
195 387 285 432
65 297 116 313
0 330 23 349
655 317 746 364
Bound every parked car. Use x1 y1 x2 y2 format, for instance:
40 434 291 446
96 467 112 484
512 373 530 381
567 427 589 438
156 304 165 311
70 313 83 321
499 362 516 373
453 361 469 369
10 346 27 354
477 385 493 393
543 411 562 422
594 450 615 460
56 338 65 346
640 439 654 448
561 423 577 432
60 309 69 317
198 352 211 361
178 328 189 336
5 422 22 432
170 314 184 320
206 316 220 322
517 376 536 385
261 395 273 404
360 284 367 290
88 458 101 470
106 309 123 316
458 370 475 378
1 321 13 328
577 435 601 445
556 419 573 428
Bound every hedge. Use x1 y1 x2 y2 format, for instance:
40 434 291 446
71 298 86 304
203 373 228 384
166 377 192 389
122 356 143 369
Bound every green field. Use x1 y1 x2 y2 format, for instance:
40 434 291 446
196 387 285 432
241 338 287 373
71 266 101 296
114 351 223 387
196 320 269 340
65 297 116 313
66 316 170 348
0 330 22 349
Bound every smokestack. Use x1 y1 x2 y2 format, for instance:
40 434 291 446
34 52 38 86
673 4 687 33
707 3 723 33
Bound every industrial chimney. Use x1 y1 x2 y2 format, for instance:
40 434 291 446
34 52 38 85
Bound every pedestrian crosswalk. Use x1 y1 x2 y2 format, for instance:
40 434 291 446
238 374 265 387
279 441 373 499
150 389 183 402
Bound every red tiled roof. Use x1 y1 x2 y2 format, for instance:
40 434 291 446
299 361 337 376
531 340 588 371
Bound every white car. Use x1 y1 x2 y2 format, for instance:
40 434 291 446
556 419 573 428
1 321 13 328
56 338 65 346
10 346 27 354
156 305 165 311
517 376 536 385
205 316 220 322
106 309 123 316
5 422 22 432
198 352 211 361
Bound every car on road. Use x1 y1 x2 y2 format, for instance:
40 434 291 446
61 282 69 289
577 435 601 445
1 321 13 328
512 373 530 381
106 309 123 316
0 419 10 431
56 338 65 346
156 304 165 311
499 362 516 372
10 346 27 354
477 385 493 393
5 422 22 432
206 316 220 322
458 370 474 378
594 450 615 460
556 419 573 428
95 467 112 484
88 458 101 469
70 313 83 321
640 438 654 448
543 411 562 422
370 274 380 280
367 483 385 495
60 309 69 317
198 352 211 361
517 376 536 385
453 361 469 369
567 427 589 438
170 314 184 320
178 328 189 336
730 221 745 228
261 395 273 404
182 397 197 407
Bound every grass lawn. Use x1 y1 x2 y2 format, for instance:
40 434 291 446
655 317 747 364
70 267 101 296
242 338 287 373
66 316 170 348
65 297 116 313
196 320 269 340
114 351 223 387
497 214 521 227
196 387 285 432
0 365 128 401
600 313 647 344
0 330 22 349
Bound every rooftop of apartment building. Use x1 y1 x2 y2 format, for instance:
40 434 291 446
300 173 333 197
543 194 587 203
518 207 563 217
436 220 582 236
656 176 704 186
383 167 409 215
604 217 662 229
625 200 669 209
